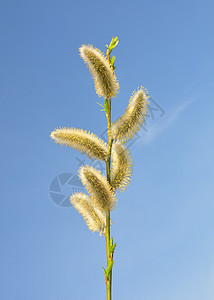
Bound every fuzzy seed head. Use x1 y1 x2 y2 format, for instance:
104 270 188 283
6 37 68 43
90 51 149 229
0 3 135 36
111 142 133 192
79 165 116 213
111 88 149 143
70 192 106 235
79 44 119 98
50 127 108 161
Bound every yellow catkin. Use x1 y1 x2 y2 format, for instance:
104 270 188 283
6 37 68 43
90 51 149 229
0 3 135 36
79 165 116 213
70 192 106 235
111 142 133 192
50 127 108 161
79 44 119 98
111 88 149 143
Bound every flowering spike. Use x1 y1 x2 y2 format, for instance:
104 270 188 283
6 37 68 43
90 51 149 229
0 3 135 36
79 165 116 213
50 127 108 161
111 88 149 143
79 44 119 98
70 192 106 235
111 142 133 192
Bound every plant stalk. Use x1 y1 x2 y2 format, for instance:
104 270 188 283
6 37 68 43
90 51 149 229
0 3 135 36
105 97 113 300
105 46 115 300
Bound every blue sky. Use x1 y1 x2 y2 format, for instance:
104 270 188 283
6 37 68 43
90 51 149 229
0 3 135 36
1 0 214 299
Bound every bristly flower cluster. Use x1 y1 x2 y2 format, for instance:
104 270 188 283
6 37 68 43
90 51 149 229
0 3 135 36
50 38 150 236
111 142 133 192
79 45 119 98
70 192 106 235
50 127 108 161
111 88 149 143
79 165 116 213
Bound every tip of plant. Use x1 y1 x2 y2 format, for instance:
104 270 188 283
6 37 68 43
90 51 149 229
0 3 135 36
106 36 119 52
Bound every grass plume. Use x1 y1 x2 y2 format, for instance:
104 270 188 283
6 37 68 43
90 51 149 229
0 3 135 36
111 142 133 192
111 88 149 143
50 127 108 161
79 165 116 213
70 192 106 235
79 44 119 98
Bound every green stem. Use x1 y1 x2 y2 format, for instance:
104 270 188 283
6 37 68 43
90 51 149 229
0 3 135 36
105 97 113 300
105 45 115 300
105 211 111 300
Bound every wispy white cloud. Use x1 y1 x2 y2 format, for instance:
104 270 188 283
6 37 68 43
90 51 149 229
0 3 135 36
141 99 194 145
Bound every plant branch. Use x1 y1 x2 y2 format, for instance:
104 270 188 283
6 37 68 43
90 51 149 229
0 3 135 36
105 96 113 300
104 37 118 300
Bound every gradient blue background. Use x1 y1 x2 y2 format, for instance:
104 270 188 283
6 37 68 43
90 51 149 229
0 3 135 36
1 0 214 299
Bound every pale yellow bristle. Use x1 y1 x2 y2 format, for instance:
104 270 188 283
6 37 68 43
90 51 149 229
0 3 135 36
79 165 116 213
111 88 149 143
70 192 106 235
111 142 133 192
79 44 119 98
50 127 108 161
